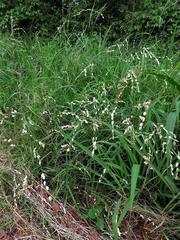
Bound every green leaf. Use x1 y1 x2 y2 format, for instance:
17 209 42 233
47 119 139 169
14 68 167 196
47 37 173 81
150 72 180 91
170 63 180 79
96 217 105 231
117 198 131 226
87 206 102 220
175 98 180 122
164 175 178 194
147 162 178 194
130 164 140 208
117 165 140 227
166 112 177 133
112 200 121 240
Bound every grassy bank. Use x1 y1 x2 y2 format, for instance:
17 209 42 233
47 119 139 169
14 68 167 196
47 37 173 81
0 35 179 239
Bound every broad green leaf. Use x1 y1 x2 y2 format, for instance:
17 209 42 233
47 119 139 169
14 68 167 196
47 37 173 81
175 98 180 122
130 164 140 208
166 112 177 133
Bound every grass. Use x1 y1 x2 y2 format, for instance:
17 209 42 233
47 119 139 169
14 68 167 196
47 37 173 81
0 34 179 239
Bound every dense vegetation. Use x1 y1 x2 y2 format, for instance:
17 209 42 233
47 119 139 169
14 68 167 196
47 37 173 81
0 36 179 239
0 1 179 239
0 0 179 39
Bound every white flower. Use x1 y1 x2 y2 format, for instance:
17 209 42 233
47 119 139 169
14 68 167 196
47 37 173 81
48 196 52 201
22 176 28 188
22 128 27 134
41 173 45 180
140 116 145 122
139 122 143 130
38 141 45 148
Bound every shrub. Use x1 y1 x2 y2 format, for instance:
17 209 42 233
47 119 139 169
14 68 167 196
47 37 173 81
126 0 180 37
0 0 62 34
0 1 179 39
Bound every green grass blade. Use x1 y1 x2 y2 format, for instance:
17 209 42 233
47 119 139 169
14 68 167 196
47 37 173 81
112 199 121 240
150 72 180 91
117 165 140 226
130 164 140 208
166 112 177 133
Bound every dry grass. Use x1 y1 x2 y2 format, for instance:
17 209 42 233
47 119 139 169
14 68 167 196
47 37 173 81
1 153 174 240
0 153 106 240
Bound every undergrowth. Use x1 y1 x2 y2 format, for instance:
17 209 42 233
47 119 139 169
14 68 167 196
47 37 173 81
0 35 179 239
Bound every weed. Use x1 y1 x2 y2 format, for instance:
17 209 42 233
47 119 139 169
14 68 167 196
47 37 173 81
0 35 179 239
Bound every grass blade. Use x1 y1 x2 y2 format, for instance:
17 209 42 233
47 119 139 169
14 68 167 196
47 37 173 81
117 165 140 226
130 164 140 208
112 199 121 240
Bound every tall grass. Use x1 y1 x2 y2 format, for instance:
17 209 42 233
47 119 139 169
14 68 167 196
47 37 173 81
0 35 179 238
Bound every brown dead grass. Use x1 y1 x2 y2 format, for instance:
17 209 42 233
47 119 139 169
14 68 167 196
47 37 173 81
0 153 171 240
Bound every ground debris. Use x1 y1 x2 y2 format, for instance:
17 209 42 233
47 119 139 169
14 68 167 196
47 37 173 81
0 228 12 240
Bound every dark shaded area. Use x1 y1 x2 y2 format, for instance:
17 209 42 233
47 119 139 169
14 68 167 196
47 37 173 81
0 0 179 39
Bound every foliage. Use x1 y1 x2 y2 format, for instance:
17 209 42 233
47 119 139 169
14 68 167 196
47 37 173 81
0 35 179 238
0 0 179 39
0 0 62 34
126 0 180 38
